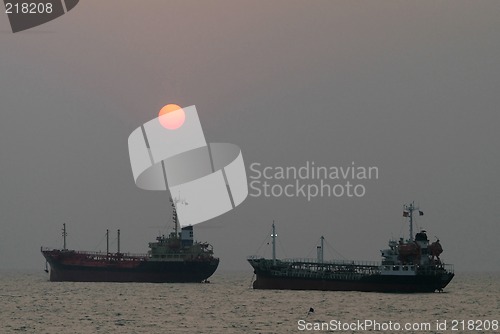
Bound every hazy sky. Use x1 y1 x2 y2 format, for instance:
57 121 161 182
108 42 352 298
1 1 499 272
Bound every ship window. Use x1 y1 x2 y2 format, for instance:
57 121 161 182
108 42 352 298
410 266 415 271
393 266 400 271
384 266 390 271
403 266 409 271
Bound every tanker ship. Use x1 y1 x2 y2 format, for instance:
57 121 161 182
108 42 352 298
41 201 219 283
248 203 454 292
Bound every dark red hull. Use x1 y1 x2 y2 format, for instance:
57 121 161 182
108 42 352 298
42 250 219 283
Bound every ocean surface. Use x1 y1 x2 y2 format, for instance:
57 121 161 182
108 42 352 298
1 271 499 333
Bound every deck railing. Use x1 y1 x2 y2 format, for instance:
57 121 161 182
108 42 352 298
41 247 149 259
248 256 380 267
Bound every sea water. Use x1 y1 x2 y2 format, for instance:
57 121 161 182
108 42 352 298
1 271 499 333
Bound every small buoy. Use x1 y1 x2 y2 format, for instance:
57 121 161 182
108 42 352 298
308 307 314 315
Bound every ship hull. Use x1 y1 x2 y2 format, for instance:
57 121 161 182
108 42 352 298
252 272 454 293
249 260 454 293
43 251 219 283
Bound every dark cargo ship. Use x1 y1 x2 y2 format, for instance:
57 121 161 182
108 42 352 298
248 203 454 292
41 203 219 283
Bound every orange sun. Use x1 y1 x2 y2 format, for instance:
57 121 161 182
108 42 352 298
158 104 185 130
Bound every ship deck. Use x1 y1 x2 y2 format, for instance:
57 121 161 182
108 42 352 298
248 257 454 281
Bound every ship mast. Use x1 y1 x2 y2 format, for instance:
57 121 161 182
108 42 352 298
117 229 120 254
271 222 277 265
317 236 324 263
321 236 324 263
171 196 188 238
404 202 420 241
62 223 67 250
170 198 179 238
